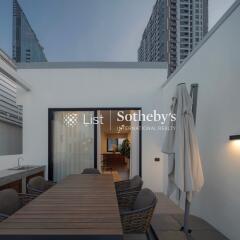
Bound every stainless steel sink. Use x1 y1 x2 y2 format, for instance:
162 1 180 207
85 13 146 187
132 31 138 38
8 166 35 170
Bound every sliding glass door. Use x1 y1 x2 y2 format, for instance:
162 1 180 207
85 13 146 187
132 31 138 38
50 111 95 182
49 108 142 181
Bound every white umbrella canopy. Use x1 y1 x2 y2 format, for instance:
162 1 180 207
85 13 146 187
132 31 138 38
162 83 204 234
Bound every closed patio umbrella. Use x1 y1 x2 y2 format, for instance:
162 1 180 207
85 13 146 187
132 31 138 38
162 83 204 236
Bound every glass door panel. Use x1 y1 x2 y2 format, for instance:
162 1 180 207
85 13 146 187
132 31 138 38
52 111 94 182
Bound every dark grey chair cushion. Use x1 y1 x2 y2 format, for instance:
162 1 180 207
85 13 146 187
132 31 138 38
130 176 143 188
28 176 52 192
133 188 156 210
0 189 21 216
82 168 100 174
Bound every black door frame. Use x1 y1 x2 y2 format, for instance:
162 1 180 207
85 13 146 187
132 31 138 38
48 107 142 181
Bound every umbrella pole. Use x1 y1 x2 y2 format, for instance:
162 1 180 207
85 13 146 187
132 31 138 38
183 198 192 236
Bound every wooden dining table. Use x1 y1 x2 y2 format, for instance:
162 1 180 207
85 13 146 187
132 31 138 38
0 174 123 239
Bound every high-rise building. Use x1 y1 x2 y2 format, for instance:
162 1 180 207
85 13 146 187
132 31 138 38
138 0 168 62
12 0 47 63
168 0 208 74
138 0 208 75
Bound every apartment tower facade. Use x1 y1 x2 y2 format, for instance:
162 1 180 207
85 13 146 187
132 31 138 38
138 0 208 75
138 0 168 62
12 0 47 63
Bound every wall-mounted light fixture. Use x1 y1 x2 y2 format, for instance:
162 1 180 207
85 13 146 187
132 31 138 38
229 135 240 141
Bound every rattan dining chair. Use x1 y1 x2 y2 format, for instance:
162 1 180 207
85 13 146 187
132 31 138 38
27 176 55 195
115 175 143 196
0 189 36 222
118 188 157 234
82 168 100 174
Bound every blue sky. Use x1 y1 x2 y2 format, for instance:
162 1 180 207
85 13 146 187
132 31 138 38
0 0 236 62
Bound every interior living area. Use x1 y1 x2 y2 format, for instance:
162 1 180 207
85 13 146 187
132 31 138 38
100 110 132 181
0 1 240 240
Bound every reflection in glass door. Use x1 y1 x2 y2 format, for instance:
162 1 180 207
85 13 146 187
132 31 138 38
51 111 95 182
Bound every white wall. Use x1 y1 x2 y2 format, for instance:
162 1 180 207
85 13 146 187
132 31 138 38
17 67 167 192
0 154 23 170
161 3 240 240
0 121 22 156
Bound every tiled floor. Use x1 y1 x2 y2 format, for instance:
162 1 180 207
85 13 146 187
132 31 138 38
103 160 129 180
154 193 183 215
151 193 229 240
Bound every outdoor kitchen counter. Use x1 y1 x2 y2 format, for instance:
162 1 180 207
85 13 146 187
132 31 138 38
0 165 45 193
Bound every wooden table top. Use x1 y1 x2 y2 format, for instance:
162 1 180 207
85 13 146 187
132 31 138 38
0 174 123 240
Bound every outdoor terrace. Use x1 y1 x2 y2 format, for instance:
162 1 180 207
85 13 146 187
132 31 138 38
0 1 239 240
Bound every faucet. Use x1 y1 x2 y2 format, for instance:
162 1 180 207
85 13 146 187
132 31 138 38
17 157 24 168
